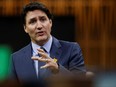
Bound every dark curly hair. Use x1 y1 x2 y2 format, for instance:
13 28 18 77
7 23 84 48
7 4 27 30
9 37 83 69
22 2 53 25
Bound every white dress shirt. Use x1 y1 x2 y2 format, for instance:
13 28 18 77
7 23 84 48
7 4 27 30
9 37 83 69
31 36 53 77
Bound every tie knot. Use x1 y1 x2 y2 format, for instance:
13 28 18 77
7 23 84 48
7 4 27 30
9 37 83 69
40 46 47 53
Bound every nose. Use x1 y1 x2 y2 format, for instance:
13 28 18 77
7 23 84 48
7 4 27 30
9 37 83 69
36 20 42 30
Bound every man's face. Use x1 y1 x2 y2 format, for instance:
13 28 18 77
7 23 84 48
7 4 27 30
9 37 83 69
24 10 52 45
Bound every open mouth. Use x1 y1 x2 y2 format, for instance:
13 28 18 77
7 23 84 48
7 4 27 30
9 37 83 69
36 31 44 36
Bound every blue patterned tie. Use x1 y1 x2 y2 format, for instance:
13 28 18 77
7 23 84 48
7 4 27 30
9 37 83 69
40 46 47 53
38 46 47 80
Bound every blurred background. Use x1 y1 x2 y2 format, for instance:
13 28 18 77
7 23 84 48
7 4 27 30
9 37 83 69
0 0 116 86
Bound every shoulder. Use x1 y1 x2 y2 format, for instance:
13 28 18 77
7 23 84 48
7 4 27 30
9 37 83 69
59 39 81 49
53 36 80 46
52 36 81 48
59 40 79 45
12 43 31 56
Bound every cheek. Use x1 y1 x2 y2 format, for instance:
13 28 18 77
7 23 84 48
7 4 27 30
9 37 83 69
46 23 52 32
26 26 35 33
46 26 51 34
25 29 35 37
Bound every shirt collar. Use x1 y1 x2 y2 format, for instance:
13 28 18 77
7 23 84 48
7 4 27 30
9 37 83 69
31 35 52 54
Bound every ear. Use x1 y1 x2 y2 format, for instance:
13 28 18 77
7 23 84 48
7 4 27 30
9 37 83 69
24 25 28 33
49 19 52 27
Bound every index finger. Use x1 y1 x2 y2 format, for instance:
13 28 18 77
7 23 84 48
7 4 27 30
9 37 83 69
37 48 45 53
31 56 42 60
38 51 48 58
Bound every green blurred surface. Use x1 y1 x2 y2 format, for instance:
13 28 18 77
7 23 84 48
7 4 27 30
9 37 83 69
0 45 12 81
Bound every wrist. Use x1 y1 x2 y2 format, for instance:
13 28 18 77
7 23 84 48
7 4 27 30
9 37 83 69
51 63 59 74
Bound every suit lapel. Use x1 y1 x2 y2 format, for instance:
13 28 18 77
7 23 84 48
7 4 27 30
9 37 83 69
50 37 62 63
23 44 37 80
21 38 62 80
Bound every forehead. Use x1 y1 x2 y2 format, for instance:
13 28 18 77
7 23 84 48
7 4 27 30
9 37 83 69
26 10 48 20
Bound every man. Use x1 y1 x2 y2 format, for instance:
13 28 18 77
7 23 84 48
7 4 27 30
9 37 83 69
10 1 86 84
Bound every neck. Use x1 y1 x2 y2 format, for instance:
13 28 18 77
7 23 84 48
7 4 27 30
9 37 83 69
33 37 50 46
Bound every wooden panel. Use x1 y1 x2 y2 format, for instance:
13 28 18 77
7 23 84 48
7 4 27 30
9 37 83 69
75 0 116 70
0 0 116 70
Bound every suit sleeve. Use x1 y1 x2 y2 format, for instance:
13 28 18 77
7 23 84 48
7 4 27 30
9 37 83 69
69 43 86 73
58 43 86 75
8 54 18 81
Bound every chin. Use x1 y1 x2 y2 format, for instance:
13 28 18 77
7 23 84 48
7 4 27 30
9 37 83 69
37 36 48 42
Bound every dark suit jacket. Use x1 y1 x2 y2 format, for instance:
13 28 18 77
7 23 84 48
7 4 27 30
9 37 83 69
10 37 86 83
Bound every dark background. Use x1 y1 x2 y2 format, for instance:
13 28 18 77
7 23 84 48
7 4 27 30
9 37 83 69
0 16 75 52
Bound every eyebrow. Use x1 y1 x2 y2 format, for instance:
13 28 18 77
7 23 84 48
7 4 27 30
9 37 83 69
28 15 48 23
27 17 36 24
29 15 46 20
30 17 36 21
39 15 47 18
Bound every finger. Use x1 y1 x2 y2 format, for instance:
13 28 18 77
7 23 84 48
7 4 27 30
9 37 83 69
31 56 42 60
38 58 50 62
38 51 48 58
40 64 49 69
37 49 45 53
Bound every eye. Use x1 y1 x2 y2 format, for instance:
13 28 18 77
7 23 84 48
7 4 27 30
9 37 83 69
40 17 47 22
29 18 37 24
